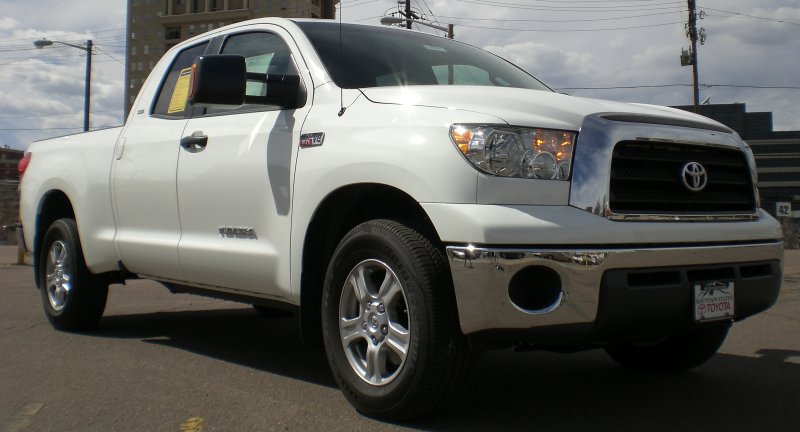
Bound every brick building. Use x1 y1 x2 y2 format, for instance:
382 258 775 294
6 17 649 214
125 0 337 117
0 147 23 244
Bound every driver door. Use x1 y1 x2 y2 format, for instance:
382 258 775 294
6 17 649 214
175 29 311 299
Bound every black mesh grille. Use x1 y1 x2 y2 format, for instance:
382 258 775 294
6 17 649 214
609 141 756 214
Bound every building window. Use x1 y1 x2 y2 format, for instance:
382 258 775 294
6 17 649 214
166 26 181 40
172 0 186 15
143 45 149 55
208 23 214 30
229 0 244 9
188 24 195 35
130 79 136 89
209 0 219 11
138 62 144 71
131 45 137 55
191 0 204 13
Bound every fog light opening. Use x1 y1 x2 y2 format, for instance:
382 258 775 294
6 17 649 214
508 266 564 314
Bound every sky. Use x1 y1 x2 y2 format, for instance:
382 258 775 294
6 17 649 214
0 0 798 150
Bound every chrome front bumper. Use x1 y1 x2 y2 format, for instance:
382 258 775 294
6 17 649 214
446 241 783 335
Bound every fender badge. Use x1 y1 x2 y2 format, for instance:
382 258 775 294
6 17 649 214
218 226 257 240
299 132 325 148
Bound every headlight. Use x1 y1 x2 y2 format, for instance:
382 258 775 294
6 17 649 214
450 124 576 180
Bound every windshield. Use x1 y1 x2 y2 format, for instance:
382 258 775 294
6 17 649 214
296 22 551 91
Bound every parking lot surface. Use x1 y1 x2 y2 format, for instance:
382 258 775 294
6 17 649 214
1 246 799 431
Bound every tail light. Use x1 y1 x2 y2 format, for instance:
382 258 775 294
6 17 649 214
18 152 31 180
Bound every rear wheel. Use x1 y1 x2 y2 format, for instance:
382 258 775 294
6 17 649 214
322 219 469 421
605 323 730 373
38 218 108 331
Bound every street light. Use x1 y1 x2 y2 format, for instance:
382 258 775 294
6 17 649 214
33 38 93 132
380 16 454 39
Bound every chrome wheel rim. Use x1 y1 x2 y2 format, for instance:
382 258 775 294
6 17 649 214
45 240 71 311
339 259 410 386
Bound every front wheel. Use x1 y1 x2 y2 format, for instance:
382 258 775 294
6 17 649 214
605 323 730 373
38 218 108 331
322 219 469 421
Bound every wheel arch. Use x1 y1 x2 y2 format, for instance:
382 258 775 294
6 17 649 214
33 190 76 288
298 183 447 346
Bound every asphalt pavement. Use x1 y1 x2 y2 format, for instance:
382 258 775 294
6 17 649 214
1 245 798 431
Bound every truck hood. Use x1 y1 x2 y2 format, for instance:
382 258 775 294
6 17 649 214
360 86 728 132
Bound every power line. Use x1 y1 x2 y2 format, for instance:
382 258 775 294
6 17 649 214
94 45 125 65
436 10 684 23
455 0 684 11
703 7 800 26
0 110 123 119
0 27 125 44
0 47 69 65
456 20 683 31
472 0 683 3
0 125 123 131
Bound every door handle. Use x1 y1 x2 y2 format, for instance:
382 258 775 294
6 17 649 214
180 132 208 152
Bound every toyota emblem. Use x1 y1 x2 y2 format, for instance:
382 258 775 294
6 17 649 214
681 161 708 192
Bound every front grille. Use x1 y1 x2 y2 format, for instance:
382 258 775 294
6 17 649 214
609 141 756 214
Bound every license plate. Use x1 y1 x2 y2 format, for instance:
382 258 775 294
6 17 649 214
694 281 735 322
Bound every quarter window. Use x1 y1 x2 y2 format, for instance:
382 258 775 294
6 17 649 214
152 42 208 117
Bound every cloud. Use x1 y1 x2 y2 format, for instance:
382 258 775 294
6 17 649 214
0 1 126 149
0 0 798 150
483 41 598 89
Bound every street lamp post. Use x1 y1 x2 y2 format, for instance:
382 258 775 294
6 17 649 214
380 16 454 39
33 38 93 132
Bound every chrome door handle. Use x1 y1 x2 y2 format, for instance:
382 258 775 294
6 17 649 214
180 132 208 152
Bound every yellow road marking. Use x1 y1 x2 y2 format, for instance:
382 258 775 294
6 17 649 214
179 416 204 432
5 403 44 432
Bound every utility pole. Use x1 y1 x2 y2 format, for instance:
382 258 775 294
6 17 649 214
405 0 412 29
33 38 93 132
84 40 93 132
688 0 699 112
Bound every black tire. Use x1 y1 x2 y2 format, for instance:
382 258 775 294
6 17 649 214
322 219 470 421
605 323 730 373
38 218 108 331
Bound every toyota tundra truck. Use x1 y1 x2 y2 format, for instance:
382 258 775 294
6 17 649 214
17 18 783 420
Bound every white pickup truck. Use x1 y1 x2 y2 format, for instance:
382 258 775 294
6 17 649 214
18 18 783 420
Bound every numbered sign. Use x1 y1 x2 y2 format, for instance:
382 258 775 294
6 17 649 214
776 202 792 217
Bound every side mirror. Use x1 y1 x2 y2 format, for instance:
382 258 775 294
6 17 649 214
188 55 246 106
188 54 307 110
245 73 306 110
